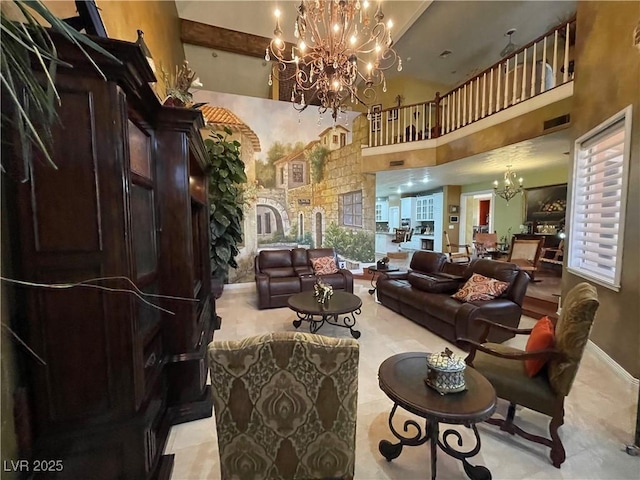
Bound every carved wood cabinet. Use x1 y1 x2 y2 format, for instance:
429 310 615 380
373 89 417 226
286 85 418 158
8 36 214 479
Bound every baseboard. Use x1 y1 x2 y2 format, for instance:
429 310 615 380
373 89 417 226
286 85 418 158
225 281 255 292
586 340 639 386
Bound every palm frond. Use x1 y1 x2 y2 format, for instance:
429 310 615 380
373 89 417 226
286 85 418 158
1 0 122 180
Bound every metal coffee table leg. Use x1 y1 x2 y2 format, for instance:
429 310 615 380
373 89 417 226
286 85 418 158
379 404 430 461
437 424 492 480
379 405 491 480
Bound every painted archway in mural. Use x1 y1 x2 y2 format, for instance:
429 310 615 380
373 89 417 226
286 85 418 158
256 196 290 241
311 206 325 248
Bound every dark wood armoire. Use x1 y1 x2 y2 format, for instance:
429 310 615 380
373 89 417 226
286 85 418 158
7 36 215 479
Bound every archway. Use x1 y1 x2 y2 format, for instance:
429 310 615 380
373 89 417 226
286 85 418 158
311 206 325 248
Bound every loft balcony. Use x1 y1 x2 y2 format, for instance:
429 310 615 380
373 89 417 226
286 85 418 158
363 18 576 169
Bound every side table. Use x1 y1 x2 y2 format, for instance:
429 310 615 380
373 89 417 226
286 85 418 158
367 265 399 295
378 352 496 480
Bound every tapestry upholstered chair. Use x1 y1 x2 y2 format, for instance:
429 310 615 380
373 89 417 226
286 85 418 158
208 332 360 480
458 282 599 468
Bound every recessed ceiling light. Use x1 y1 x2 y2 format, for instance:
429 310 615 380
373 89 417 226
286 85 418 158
439 50 452 59
407 181 413 187
397 187 402 194
422 178 429 183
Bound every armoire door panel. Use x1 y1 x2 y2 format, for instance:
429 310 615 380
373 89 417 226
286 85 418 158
128 119 152 179
31 89 102 253
35 272 114 424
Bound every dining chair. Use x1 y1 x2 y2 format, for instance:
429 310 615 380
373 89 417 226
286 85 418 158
507 237 544 280
443 231 472 263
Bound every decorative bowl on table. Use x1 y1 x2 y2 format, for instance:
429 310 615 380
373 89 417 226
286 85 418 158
424 348 467 395
376 256 390 270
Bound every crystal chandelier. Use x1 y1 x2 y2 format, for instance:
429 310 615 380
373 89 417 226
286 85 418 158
493 165 524 203
266 0 402 122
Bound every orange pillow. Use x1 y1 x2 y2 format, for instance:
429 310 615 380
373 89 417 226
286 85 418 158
524 316 555 377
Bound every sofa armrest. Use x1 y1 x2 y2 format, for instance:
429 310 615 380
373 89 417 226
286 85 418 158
338 268 354 293
255 273 271 309
454 299 522 344
379 271 408 281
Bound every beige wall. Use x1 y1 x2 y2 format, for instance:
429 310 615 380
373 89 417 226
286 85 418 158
568 1 640 377
45 1 185 98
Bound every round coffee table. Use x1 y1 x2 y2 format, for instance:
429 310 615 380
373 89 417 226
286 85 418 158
378 352 496 480
288 291 362 339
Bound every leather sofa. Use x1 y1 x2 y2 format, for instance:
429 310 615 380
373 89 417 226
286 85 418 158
376 251 529 345
255 248 354 309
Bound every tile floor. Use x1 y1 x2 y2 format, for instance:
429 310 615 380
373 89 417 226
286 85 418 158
165 280 639 479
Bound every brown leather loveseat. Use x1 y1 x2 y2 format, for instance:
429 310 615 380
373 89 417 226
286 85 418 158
376 251 529 345
255 248 354 309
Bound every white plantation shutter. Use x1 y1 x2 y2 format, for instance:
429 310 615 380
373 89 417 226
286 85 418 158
568 106 632 290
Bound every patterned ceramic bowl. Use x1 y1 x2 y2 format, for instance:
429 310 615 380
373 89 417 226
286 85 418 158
424 348 467 395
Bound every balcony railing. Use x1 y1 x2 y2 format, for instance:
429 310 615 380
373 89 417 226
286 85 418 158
368 18 576 148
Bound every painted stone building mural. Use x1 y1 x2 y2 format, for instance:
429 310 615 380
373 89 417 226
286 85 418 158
194 90 375 283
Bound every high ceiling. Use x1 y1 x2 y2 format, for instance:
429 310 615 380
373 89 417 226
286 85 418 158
393 0 576 87
176 1 577 192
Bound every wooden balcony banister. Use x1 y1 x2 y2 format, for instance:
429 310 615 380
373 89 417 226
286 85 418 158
366 16 576 147
441 17 577 98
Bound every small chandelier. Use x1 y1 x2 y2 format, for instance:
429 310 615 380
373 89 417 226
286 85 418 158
266 0 402 122
493 165 524 203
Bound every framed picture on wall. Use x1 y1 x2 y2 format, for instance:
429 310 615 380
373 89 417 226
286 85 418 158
449 205 459 214
371 104 382 132
525 183 568 223
449 215 459 223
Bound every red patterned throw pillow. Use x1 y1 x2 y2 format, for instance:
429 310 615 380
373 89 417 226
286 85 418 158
525 316 555 377
311 256 339 275
451 273 509 302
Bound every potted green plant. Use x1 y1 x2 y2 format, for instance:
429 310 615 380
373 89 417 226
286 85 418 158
205 126 247 296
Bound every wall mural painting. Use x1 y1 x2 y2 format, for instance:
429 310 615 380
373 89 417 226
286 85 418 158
194 90 374 284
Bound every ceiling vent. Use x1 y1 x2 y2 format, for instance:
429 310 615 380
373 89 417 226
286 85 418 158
389 160 405 167
543 114 571 131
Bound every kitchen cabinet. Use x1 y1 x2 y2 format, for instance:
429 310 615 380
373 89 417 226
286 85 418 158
375 233 389 254
416 195 436 221
401 197 416 221
416 196 428 221
375 200 389 222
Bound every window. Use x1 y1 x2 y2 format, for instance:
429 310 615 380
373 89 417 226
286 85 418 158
298 213 304 238
280 167 284 185
292 163 303 183
264 212 272 234
341 190 363 227
257 214 262 234
340 133 346 147
333 134 338 144
567 105 632 291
